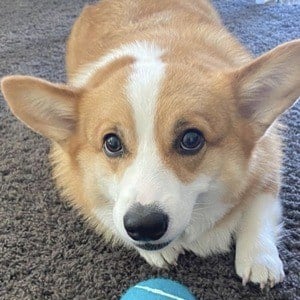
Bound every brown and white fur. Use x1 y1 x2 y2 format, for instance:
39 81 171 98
1 0 299 288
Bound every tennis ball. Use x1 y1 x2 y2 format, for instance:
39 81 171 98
121 278 196 300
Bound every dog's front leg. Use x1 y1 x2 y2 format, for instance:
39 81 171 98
235 193 285 288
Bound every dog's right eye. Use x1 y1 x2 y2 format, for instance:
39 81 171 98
176 128 205 155
103 134 124 157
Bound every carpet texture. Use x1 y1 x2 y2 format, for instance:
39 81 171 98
0 1 299 299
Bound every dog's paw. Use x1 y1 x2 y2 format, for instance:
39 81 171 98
139 251 171 268
235 247 285 288
139 246 182 268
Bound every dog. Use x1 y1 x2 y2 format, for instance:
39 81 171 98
1 0 299 288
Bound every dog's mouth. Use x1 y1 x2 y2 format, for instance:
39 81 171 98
135 241 171 251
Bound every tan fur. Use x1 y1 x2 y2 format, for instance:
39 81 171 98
66 0 250 80
63 0 279 204
58 0 294 238
64 0 273 201
51 63 138 238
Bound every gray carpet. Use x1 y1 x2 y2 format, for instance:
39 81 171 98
0 0 299 299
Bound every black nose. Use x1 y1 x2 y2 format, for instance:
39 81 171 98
123 205 169 242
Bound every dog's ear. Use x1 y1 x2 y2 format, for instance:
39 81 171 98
231 39 300 137
1 75 79 142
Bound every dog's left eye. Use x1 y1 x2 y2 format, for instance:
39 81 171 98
103 134 124 157
178 129 205 155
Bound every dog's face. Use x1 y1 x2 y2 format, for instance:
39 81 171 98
1 40 299 251
73 61 247 251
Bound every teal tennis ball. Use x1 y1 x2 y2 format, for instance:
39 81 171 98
121 278 196 300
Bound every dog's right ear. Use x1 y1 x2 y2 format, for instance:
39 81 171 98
230 39 300 139
1 75 79 142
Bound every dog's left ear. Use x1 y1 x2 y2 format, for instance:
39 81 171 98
1 75 79 142
231 39 300 137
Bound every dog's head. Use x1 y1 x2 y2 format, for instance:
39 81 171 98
2 40 299 251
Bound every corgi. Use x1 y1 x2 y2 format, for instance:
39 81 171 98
1 0 299 288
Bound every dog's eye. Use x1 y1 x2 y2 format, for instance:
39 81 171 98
178 129 205 155
103 134 124 157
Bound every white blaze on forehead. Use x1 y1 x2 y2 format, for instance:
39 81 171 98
119 42 166 204
70 41 165 88
127 42 165 140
